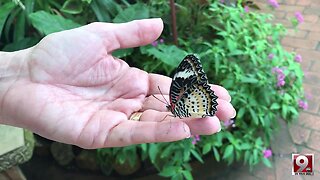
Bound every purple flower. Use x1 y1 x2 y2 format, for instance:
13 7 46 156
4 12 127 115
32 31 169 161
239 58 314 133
268 53 274 60
268 0 279 8
159 38 164 43
272 67 286 87
244 6 249 13
276 80 285 87
263 149 272 158
295 54 302 63
295 12 304 24
220 0 225 3
298 100 308 110
151 41 158 47
224 119 234 127
192 135 201 145
272 67 282 74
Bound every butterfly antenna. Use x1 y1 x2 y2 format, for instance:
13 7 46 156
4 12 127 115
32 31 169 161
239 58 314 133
151 94 167 105
157 86 170 105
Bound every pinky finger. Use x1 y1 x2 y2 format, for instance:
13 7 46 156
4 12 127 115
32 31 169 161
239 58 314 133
104 121 191 147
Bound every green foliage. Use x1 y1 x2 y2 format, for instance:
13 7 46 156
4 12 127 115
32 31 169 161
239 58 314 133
29 11 81 35
0 2 16 38
113 3 149 23
0 0 305 179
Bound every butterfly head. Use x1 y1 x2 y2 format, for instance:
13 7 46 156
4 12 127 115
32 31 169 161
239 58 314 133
166 104 174 112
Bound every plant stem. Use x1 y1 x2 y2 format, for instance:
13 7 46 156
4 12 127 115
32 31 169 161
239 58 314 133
169 0 178 46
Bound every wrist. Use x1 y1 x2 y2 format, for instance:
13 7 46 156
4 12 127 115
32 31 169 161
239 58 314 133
0 49 31 124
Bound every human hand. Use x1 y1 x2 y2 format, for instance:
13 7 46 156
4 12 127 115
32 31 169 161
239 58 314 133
0 19 235 148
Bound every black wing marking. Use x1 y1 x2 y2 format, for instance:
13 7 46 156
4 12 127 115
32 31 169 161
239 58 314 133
169 54 208 105
169 54 218 118
173 81 218 118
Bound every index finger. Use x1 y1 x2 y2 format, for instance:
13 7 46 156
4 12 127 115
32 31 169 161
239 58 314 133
82 18 164 51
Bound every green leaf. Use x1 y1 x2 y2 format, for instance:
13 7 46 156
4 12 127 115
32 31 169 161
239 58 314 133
228 49 244 56
148 144 158 163
113 3 149 23
283 93 293 102
262 157 272 168
172 173 183 180
61 0 84 14
24 0 35 15
94 0 121 20
140 143 147 152
3 37 39 51
253 149 258 164
226 38 237 51
4 7 20 42
13 11 26 42
270 103 280 110
183 147 191 161
182 170 193 180
255 137 263 146
117 152 125 164
220 78 235 89
202 144 211 155
140 44 187 67
90 0 110 22
0 2 16 38
159 166 179 177
249 107 259 125
244 150 250 164
282 104 288 118
288 106 299 115
161 145 174 158
112 48 133 58
240 76 259 84
237 107 245 119
190 149 203 163
213 147 220 162
239 143 251 150
29 10 81 35
222 145 234 159
82 0 92 3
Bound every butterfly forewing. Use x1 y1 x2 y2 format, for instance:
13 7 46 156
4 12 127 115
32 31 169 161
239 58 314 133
170 55 208 105
168 54 218 118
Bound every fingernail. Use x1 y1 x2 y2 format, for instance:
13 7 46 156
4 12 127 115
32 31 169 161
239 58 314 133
217 125 222 132
186 133 191 138
227 95 232 102
231 108 237 118
183 123 191 138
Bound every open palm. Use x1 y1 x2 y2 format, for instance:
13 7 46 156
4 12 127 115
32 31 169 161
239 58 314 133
2 19 235 148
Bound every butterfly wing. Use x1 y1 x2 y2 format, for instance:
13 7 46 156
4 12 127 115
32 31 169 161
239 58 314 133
169 54 208 105
169 54 218 118
173 81 218 118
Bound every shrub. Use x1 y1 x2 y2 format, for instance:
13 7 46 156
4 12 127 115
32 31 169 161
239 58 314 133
0 0 305 179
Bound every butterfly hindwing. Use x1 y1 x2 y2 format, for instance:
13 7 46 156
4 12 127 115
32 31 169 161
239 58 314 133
173 81 218 118
168 54 218 118
183 82 218 118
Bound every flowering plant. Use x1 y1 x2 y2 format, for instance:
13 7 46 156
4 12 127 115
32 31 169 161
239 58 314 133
124 0 305 176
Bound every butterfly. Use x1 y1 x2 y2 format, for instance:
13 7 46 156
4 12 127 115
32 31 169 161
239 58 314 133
164 54 218 118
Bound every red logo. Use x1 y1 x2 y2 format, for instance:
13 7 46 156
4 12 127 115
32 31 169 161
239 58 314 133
292 154 314 175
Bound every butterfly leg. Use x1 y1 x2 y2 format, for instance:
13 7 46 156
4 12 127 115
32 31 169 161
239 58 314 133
159 114 176 134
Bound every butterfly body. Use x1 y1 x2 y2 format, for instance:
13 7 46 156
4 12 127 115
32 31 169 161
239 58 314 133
167 54 218 118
